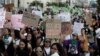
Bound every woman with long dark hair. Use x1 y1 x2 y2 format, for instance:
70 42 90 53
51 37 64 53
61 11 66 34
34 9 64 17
16 40 29 56
31 46 44 56
42 38 51 56
51 43 66 56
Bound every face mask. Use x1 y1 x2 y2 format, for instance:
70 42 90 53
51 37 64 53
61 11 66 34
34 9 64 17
3 35 9 45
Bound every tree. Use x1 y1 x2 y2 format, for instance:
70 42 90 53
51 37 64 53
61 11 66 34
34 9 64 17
30 1 43 8
97 0 100 13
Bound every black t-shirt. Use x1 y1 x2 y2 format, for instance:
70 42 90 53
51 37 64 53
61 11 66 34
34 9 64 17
17 49 29 56
0 40 5 53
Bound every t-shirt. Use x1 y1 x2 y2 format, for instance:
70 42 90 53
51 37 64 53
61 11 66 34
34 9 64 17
13 39 20 45
51 52 59 56
96 28 100 39
44 47 50 55
65 34 73 40
3 35 12 49
3 35 12 45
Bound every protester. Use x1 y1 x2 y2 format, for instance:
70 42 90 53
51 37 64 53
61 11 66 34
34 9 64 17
51 43 66 56
80 28 90 56
0 6 99 56
42 38 51 56
32 46 44 56
68 33 81 56
16 40 29 56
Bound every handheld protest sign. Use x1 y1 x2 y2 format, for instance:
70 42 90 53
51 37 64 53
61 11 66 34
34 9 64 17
0 8 6 28
61 22 72 35
11 14 25 30
22 12 40 27
46 19 61 39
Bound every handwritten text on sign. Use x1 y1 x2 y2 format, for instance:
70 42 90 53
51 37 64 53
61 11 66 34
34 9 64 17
46 19 61 38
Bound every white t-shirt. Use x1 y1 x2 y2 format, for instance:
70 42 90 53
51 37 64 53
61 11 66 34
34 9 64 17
13 39 20 45
65 34 73 40
96 28 100 39
51 52 59 56
3 36 12 49
8 36 12 43
3 36 12 45
44 47 50 55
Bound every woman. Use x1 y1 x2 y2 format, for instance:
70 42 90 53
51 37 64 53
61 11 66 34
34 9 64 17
79 28 90 56
26 33 32 43
68 33 81 56
16 40 29 56
36 36 43 47
31 28 42 49
2 28 14 56
32 46 44 56
42 38 51 56
51 43 66 56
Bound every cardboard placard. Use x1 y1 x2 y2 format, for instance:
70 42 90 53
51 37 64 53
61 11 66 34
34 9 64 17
22 12 40 27
85 13 93 25
11 14 25 29
61 22 72 35
46 19 61 39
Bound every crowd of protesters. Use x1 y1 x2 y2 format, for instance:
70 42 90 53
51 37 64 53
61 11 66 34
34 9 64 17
0 7 100 56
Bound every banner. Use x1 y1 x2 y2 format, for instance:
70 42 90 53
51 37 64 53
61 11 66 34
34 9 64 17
73 22 84 35
22 12 40 27
46 19 61 39
11 14 25 29
0 8 6 28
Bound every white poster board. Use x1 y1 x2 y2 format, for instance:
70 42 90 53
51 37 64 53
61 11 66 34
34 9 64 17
0 8 6 28
55 12 71 22
11 14 25 29
46 19 61 39
32 10 43 18
73 22 84 35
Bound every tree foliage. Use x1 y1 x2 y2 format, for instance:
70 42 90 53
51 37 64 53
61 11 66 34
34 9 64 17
47 2 68 7
97 0 100 13
30 1 43 8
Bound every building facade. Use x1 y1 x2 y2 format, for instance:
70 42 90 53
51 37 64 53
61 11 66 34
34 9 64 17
0 0 94 8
